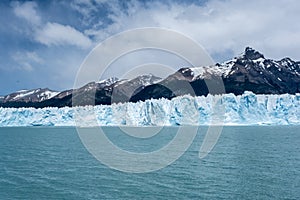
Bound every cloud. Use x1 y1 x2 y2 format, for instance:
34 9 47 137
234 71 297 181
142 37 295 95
14 0 300 61
80 0 300 61
26 51 44 64
35 22 92 49
12 1 41 25
11 51 44 71
12 1 92 49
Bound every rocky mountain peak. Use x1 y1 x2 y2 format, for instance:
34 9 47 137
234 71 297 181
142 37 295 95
242 47 265 60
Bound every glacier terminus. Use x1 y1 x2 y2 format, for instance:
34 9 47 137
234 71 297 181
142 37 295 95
0 92 299 127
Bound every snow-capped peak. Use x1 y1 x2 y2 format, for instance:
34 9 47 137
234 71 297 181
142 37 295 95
189 47 266 79
190 63 233 80
134 74 161 86
96 77 118 86
188 47 299 80
3 88 59 103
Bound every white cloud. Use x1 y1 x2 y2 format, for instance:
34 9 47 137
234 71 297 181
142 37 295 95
85 0 300 61
35 22 92 49
11 0 300 61
11 51 44 71
12 1 92 49
25 51 44 64
12 1 41 25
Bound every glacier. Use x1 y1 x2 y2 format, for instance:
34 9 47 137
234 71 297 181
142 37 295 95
0 92 299 127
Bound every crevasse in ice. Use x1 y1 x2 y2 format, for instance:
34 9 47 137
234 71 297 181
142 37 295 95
0 92 299 126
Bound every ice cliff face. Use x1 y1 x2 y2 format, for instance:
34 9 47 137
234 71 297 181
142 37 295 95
0 92 299 127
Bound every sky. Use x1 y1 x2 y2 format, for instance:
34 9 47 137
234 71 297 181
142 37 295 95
1 0 300 95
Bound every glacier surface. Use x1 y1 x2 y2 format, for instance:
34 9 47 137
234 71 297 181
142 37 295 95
0 92 299 126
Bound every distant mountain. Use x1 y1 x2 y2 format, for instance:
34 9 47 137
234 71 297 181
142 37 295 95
1 88 59 107
132 47 300 102
1 47 299 108
2 88 59 102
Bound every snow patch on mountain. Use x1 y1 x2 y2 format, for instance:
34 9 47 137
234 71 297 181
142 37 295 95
38 90 59 101
190 64 232 80
3 88 59 102
96 77 118 86
13 89 37 100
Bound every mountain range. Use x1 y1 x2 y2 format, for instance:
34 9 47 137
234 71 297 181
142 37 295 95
1 47 299 108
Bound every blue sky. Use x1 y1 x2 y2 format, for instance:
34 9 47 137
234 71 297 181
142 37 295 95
1 0 300 95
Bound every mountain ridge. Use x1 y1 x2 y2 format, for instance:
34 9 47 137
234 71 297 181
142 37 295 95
1 47 299 108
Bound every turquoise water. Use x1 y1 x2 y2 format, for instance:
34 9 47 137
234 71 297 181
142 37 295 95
0 126 299 199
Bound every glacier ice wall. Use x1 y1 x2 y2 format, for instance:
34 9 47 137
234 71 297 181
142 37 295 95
0 92 299 126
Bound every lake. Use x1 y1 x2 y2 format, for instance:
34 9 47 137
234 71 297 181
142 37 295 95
0 126 299 199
